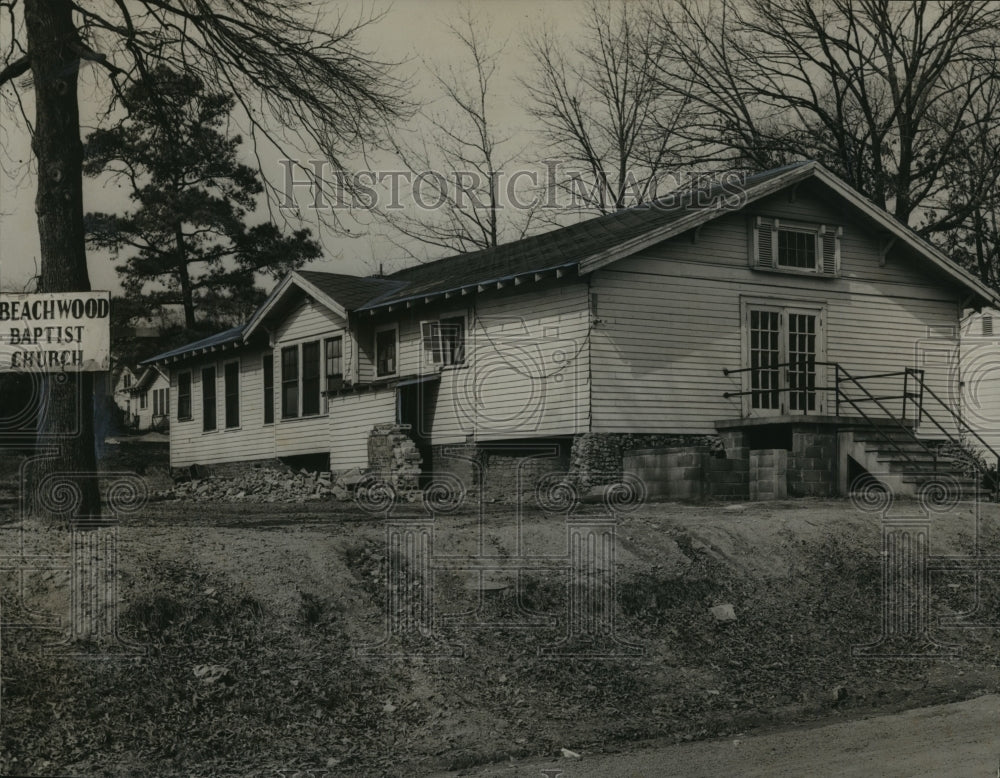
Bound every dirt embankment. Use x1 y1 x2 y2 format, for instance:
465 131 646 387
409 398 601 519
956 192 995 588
2 498 999 776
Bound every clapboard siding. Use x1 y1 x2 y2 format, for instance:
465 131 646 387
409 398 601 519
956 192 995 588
131 372 169 431
168 347 277 468
272 297 348 458
329 388 396 470
427 283 591 443
592 189 962 436
960 310 1000 455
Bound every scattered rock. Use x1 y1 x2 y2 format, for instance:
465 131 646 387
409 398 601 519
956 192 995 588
710 603 737 622
560 748 581 759
192 664 231 684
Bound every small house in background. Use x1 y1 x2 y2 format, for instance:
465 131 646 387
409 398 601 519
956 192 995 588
128 366 170 432
111 365 136 417
959 309 1000 458
144 161 999 501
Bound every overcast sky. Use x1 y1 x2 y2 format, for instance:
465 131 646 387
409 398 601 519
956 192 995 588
0 0 589 296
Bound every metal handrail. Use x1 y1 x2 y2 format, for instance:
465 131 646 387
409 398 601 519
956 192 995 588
722 359 999 496
904 368 1000 495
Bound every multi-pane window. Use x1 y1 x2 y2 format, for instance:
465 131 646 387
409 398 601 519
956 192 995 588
177 372 192 420
421 316 465 367
749 310 781 410
776 229 817 269
753 217 839 276
746 306 821 414
281 346 298 419
301 341 321 416
787 314 817 411
376 328 397 377
202 366 216 432
224 361 240 428
263 352 274 425
325 336 344 392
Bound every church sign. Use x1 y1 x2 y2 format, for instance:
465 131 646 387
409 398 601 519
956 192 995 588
0 292 111 371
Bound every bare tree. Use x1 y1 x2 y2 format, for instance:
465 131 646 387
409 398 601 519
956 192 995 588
380 8 535 257
656 0 1000 238
522 0 695 218
0 0 404 524
933 76 1000 288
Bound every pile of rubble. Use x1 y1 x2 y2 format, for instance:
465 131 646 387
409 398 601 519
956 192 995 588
155 466 366 503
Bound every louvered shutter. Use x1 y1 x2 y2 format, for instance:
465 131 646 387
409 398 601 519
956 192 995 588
819 225 841 276
753 216 776 268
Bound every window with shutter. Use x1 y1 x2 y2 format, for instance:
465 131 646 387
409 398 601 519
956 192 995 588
751 217 839 277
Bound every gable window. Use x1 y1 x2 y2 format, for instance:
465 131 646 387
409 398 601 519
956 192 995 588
325 336 344 392
224 360 240 428
202 366 217 432
777 229 816 269
421 316 465 367
301 341 321 416
177 372 192 420
281 346 299 418
751 217 840 276
376 327 397 377
263 352 274 425
123 373 131 389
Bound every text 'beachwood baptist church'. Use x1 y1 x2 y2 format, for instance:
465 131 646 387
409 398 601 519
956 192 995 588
0 292 111 371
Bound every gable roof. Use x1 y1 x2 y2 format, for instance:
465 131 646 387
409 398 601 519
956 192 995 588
130 365 167 392
144 161 999 366
360 163 803 310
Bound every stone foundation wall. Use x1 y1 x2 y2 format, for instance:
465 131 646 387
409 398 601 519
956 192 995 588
570 433 724 487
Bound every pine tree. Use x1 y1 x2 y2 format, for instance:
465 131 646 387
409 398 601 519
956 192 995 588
84 67 321 330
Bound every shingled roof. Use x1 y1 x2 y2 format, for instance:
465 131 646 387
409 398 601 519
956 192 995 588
294 271 406 311
144 160 999 366
356 163 803 310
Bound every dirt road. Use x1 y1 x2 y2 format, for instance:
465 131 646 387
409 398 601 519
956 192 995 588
452 694 1000 777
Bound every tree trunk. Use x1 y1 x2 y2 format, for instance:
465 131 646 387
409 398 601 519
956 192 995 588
24 0 101 522
176 223 196 329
